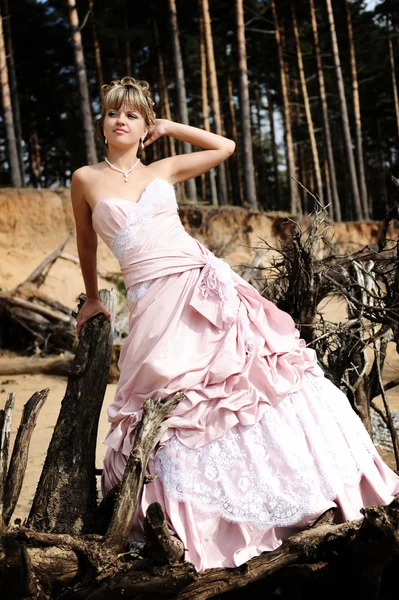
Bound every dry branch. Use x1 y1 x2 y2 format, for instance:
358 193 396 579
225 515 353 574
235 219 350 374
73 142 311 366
105 391 185 552
2 496 399 600
0 355 72 377
143 501 185 565
17 236 70 288
0 392 15 525
0 292 71 323
3 389 49 525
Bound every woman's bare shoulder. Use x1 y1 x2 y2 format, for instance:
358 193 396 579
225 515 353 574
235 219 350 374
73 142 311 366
72 162 105 185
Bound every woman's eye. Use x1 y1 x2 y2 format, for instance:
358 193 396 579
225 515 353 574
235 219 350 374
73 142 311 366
128 114 138 119
108 111 117 117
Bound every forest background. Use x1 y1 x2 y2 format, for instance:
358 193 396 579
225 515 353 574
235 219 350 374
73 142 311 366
1 0 398 221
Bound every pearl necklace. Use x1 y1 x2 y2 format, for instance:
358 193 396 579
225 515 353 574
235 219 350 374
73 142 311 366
105 157 140 182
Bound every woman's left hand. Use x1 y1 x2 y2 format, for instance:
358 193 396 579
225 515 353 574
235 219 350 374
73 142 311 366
144 119 169 146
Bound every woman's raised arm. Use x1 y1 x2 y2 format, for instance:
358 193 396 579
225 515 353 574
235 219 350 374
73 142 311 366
145 119 235 184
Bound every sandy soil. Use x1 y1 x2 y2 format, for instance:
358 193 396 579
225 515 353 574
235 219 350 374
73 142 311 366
1 189 399 521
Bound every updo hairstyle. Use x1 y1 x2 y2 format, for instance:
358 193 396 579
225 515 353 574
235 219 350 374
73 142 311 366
96 77 156 146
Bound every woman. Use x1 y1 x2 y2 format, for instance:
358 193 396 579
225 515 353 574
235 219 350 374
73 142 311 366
71 77 399 572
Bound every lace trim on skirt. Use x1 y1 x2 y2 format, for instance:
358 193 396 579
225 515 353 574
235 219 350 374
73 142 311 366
154 374 375 530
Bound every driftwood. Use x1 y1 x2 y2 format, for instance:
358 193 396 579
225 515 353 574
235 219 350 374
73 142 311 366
0 289 76 354
1 497 399 599
27 289 116 535
105 391 185 552
0 241 75 354
0 355 72 376
16 237 70 289
3 389 49 525
0 392 15 526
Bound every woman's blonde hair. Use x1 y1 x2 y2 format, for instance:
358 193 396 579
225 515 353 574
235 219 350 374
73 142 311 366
96 77 156 146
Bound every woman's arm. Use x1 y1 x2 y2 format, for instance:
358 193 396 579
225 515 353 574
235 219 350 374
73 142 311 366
71 169 100 300
145 119 235 184
71 168 110 335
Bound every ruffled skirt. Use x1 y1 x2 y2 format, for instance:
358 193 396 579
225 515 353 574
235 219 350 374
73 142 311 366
103 373 399 572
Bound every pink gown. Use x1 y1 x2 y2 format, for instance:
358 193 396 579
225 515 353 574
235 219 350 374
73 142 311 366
93 178 399 572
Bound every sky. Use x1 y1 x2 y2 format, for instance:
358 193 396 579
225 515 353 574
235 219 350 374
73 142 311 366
364 0 379 9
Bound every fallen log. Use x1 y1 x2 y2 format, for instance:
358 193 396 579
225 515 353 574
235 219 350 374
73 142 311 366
0 355 72 377
0 290 76 353
1 497 399 600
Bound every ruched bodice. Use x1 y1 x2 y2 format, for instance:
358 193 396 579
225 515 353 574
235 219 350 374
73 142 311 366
92 178 198 261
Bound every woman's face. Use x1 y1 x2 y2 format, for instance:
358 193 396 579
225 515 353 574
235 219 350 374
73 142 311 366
103 102 148 148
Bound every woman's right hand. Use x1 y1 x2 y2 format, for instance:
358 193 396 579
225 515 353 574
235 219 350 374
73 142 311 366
76 298 111 337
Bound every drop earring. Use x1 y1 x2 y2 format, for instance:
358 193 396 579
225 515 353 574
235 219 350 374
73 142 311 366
104 135 108 146
141 136 145 150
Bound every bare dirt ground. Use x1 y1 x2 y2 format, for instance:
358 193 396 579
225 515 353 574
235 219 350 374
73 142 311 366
1 189 398 520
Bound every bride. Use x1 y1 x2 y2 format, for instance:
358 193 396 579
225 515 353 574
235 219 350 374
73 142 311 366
71 77 399 572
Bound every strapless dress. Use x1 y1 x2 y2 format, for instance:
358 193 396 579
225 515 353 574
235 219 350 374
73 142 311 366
92 178 399 572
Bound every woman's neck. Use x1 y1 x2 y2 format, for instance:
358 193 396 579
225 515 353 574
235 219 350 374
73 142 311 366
106 146 140 171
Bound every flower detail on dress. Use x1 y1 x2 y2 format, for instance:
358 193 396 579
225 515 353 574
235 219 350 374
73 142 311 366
199 253 239 322
111 179 176 261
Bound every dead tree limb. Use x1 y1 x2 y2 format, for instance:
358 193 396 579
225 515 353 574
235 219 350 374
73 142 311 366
60 252 121 283
16 236 70 289
0 292 71 324
104 391 185 552
0 392 15 526
27 289 117 535
0 356 72 377
375 342 399 470
143 502 185 565
2 496 398 600
3 389 49 525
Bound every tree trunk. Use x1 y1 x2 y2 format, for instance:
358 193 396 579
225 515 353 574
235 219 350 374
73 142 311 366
27 290 116 534
376 118 387 202
28 128 42 188
1 0 24 181
154 20 176 159
236 0 257 209
324 146 333 219
88 0 104 100
309 0 341 221
124 0 131 76
200 0 228 206
199 9 217 206
228 76 244 206
168 0 197 202
388 30 399 142
345 0 369 219
0 6 22 186
271 0 299 214
265 75 280 210
66 0 97 165
291 0 324 207
325 0 362 220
